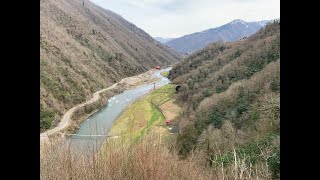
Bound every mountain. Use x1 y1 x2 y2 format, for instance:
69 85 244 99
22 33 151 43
165 19 274 53
168 21 280 178
154 37 174 43
40 0 181 132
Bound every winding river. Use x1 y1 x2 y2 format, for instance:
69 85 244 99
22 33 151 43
67 67 172 151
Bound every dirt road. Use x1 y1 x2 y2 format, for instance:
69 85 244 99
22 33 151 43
40 83 118 144
40 69 158 144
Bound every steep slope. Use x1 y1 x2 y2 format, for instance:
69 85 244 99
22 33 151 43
40 0 181 132
169 21 280 179
165 19 273 53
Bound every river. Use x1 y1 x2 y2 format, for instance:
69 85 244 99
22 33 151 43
66 67 172 151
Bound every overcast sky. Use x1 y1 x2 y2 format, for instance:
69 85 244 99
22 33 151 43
90 0 280 38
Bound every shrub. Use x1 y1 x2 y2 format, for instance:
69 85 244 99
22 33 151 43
40 109 54 131
215 83 229 93
270 73 280 92
234 96 250 118
268 148 280 179
258 93 280 122
40 116 52 131
202 89 212 97
208 109 225 129
270 80 280 92
84 103 97 114
248 104 260 124
177 125 198 157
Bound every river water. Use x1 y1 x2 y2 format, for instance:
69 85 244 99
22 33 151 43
67 67 172 151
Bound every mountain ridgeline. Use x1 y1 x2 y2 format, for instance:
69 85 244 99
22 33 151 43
169 21 280 179
165 19 271 53
154 37 174 44
40 0 181 132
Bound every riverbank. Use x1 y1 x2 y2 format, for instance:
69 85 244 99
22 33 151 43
103 83 180 147
40 68 163 145
40 71 217 180
160 71 169 77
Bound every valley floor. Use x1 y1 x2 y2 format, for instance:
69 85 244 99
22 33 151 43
40 68 161 145
41 71 278 180
105 83 180 146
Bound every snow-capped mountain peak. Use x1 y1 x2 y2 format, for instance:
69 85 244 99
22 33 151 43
256 20 269 27
230 19 247 25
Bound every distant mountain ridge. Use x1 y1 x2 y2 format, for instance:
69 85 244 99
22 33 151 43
154 37 174 43
165 19 275 53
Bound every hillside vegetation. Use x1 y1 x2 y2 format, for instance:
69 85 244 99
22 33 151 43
41 78 274 179
40 12 280 179
169 20 280 179
40 0 181 132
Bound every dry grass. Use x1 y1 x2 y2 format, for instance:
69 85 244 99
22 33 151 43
41 131 274 180
40 80 275 179
41 133 208 180
159 99 181 120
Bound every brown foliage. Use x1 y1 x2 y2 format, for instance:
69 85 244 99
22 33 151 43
40 0 182 131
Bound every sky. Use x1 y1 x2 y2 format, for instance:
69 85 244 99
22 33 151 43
90 0 280 38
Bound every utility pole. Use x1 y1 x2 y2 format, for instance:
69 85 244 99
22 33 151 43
153 83 155 90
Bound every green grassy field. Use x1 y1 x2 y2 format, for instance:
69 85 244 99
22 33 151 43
160 71 169 77
107 84 176 144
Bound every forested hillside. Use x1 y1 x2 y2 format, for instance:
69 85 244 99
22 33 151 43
40 0 181 132
169 20 280 179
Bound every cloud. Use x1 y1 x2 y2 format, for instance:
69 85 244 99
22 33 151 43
90 0 280 38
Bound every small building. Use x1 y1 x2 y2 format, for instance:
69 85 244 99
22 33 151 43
165 120 173 124
156 66 160 69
